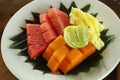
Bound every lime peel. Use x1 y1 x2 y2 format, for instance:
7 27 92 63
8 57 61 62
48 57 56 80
64 25 90 48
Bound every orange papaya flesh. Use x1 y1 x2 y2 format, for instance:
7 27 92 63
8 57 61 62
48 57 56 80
59 49 83 73
47 45 69 72
43 47 54 61
59 43 96 73
43 35 65 61
66 49 83 66
47 56 59 72
43 35 96 73
80 43 96 58
49 35 65 50
53 45 69 62
59 59 72 74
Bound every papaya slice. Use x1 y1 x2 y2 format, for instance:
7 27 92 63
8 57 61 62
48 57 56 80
59 49 83 73
59 59 72 74
47 56 59 72
47 45 69 72
80 43 96 58
60 43 96 73
43 35 65 61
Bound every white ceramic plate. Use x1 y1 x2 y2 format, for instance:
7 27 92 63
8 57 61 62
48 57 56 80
1 0 120 80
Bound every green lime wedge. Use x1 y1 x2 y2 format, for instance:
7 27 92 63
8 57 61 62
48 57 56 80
64 25 90 48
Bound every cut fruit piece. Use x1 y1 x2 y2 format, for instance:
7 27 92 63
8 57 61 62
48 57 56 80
40 13 55 33
40 13 57 43
42 30 56 43
41 22 57 43
49 35 65 50
43 35 65 61
80 43 96 57
48 8 69 35
63 25 89 48
53 45 69 62
40 13 57 34
59 43 96 73
47 45 69 72
28 45 47 59
59 49 83 73
70 7 104 50
43 46 54 61
40 13 50 23
66 49 83 65
26 24 47 59
47 56 59 72
59 59 72 74
40 21 54 33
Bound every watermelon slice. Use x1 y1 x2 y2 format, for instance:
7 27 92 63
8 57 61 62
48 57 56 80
48 8 69 35
40 13 57 33
41 23 57 43
26 8 69 59
26 24 47 59
40 13 51 24
40 13 57 43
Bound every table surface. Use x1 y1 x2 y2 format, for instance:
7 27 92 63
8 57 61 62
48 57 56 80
0 0 120 80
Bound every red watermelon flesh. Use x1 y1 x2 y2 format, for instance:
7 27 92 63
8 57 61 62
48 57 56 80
41 22 57 43
40 13 50 24
40 13 57 34
28 45 46 59
48 8 69 35
26 24 47 59
40 13 57 43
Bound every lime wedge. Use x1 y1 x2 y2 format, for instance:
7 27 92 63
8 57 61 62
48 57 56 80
64 25 90 48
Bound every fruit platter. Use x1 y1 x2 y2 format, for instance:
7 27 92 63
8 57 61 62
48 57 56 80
1 0 120 80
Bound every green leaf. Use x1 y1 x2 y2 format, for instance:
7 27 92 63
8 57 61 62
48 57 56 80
101 35 115 51
68 1 77 14
25 55 44 64
33 56 51 74
25 19 36 24
100 29 109 37
59 1 77 15
90 52 103 67
9 27 27 49
25 57 36 64
25 12 40 24
100 29 115 52
104 35 114 43
31 12 40 24
100 29 114 42
13 35 26 44
9 39 27 49
20 27 26 31
18 47 28 56
50 5 53 8
25 55 41 64
59 2 68 14
91 13 98 17
81 4 91 12
99 21 103 24
10 27 26 41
